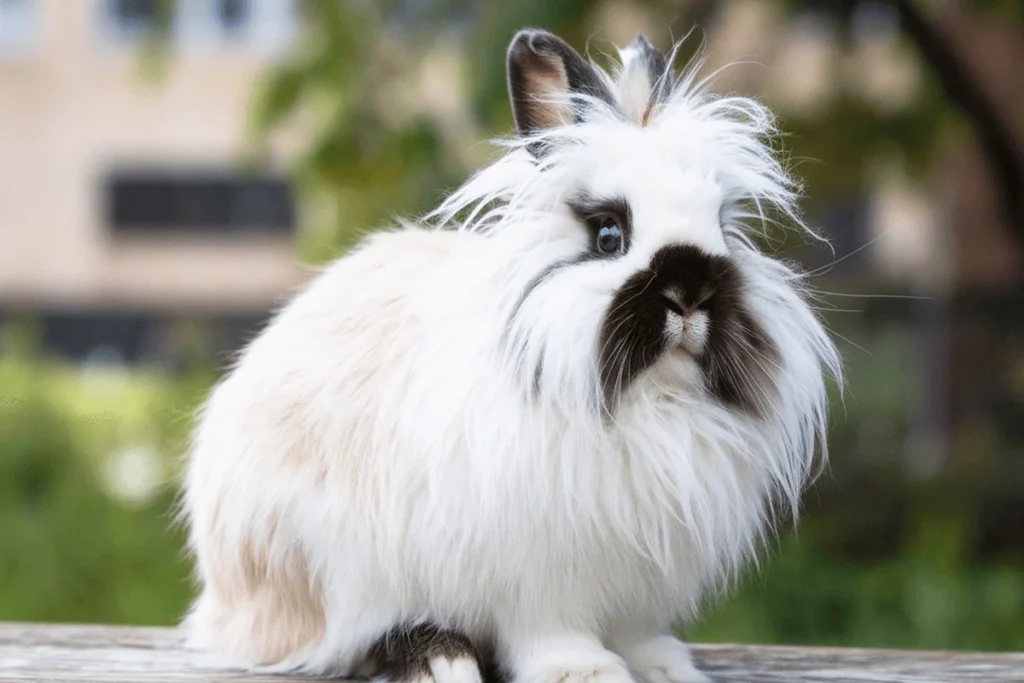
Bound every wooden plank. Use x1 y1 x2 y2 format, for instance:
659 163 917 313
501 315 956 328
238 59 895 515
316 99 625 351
0 623 1022 683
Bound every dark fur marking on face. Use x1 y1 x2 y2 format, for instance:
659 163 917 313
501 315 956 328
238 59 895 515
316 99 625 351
567 193 633 256
369 622 499 683
599 268 669 412
599 244 778 416
702 303 777 416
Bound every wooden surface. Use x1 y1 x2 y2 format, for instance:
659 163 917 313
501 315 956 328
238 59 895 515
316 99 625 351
0 622 1022 683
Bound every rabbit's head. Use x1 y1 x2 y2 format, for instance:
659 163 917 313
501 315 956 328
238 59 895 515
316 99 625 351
433 30 838 445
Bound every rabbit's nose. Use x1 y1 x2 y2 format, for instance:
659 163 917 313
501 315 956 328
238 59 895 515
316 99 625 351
662 289 710 355
659 287 686 316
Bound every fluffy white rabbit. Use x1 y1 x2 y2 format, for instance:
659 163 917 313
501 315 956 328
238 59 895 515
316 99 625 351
181 29 840 683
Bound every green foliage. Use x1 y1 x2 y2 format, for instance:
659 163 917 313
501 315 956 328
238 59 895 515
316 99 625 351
247 1 467 262
973 0 1024 20
0 330 209 625
690 523 1024 651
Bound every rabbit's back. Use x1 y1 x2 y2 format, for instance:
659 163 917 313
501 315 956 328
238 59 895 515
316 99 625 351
182 227 498 669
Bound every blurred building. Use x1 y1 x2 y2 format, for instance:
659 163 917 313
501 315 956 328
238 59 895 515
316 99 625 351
0 0 306 364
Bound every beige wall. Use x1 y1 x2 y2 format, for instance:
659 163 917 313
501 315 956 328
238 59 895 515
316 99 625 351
0 1 308 312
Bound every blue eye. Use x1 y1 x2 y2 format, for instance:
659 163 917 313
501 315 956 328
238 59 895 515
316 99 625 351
596 223 623 254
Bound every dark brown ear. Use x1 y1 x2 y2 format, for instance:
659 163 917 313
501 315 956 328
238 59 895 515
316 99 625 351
506 29 615 137
630 34 671 105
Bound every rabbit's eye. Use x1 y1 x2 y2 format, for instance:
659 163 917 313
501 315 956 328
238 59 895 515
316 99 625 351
568 194 632 256
596 220 624 255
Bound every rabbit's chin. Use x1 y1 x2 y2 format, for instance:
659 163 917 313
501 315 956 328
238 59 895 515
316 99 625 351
630 350 705 402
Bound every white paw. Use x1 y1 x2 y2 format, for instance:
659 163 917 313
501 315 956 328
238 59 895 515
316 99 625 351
424 655 484 683
527 662 635 683
518 647 635 683
510 633 637 683
619 636 710 683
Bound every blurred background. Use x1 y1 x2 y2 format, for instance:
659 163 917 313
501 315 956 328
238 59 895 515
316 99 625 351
1 0 1022 650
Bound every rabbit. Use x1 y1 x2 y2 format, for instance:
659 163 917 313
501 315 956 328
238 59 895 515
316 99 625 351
180 28 841 683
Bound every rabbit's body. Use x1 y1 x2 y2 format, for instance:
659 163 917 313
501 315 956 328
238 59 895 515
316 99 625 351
183 30 840 683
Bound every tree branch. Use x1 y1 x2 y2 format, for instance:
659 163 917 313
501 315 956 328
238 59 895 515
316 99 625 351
889 0 1024 245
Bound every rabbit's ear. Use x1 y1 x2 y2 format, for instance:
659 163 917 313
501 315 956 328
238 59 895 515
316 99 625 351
618 34 672 125
506 29 614 137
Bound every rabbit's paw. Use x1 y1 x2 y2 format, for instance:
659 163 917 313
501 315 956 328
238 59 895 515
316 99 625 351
528 663 635 683
417 655 484 683
511 634 636 683
370 623 483 683
616 636 710 683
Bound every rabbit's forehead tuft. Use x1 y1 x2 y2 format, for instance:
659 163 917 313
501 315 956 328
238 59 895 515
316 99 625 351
565 118 737 195
561 125 730 255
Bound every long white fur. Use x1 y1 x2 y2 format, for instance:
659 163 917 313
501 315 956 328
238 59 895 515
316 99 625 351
181 37 841 683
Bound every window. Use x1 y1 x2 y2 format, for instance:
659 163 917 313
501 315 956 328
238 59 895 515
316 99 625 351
179 0 253 41
216 0 249 33
97 0 166 44
0 0 39 58
240 0 297 54
112 0 158 28
97 0 296 52
39 311 156 365
105 170 296 238
25 311 271 366
110 0 158 33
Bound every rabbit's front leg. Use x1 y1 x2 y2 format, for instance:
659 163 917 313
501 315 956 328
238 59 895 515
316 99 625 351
503 632 636 683
608 631 710 683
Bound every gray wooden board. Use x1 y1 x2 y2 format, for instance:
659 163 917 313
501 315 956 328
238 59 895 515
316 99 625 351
0 623 1022 683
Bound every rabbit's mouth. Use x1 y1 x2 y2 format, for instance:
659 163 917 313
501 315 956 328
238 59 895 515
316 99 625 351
598 244 779 417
